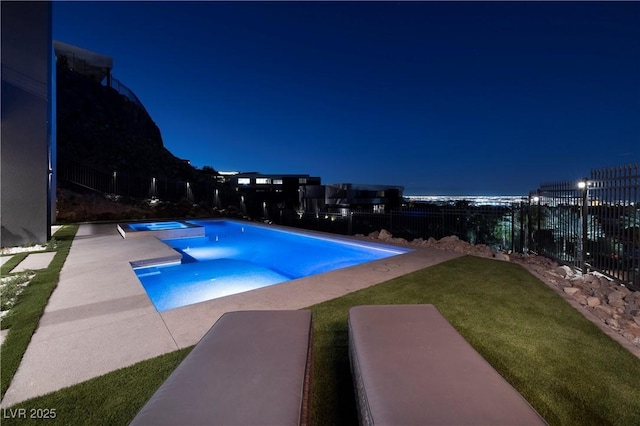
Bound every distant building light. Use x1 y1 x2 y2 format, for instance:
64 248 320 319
578 181 587 189
238 178 250 185
273 179 283 185
256 178 271 184
299 178 307 184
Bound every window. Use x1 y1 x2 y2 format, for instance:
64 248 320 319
256 178 271 184
299 178 307 184
273 179 283 185
238 178 250 185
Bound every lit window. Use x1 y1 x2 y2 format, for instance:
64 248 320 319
238 178 250 185
273 179 283 185
256 178 271 184
299 178 307 184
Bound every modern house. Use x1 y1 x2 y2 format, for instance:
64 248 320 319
1 2 54 246
226 172 403 219
53 40 113 86
304 183 404 215
228 172 322 218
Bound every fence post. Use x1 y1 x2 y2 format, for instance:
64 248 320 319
579 178 589 274
581 178 589 274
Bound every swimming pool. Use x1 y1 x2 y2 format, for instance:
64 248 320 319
133 219 411 311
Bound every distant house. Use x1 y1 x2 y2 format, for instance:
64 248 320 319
304 183 404 215
1 2 54 246
226 172 403 219
229 172 322 218
53 40 113 85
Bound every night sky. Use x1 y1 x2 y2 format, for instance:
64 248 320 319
53 1 640 195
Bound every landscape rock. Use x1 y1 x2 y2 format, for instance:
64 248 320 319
493 252 510 261
607 291 627 309
587 297 601 307
563 287 581 296
556 265 575 278
378 229 393 241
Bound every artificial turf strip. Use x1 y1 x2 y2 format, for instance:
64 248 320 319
0 252 29 277
2 255 639 425
0 225 78 399
307 256 640 426
0 347 192 426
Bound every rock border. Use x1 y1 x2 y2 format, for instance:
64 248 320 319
362 230 640 355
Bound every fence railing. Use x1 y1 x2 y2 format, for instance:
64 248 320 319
57 158 211 205
108 76 148 115
280 203 520 253
530 164 639 288
57 157 638 288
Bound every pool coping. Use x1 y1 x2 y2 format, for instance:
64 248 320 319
1 221 462 407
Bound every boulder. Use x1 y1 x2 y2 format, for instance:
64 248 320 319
587 297 601 307
556 265 575 278
563 287 581 296
625 291 640 303
606 317 621 330
391 237 409 245
378 229 393 241
453 245 467 253
607 291 627 309
438 235 460 243
493 253 510 261
575 294 588 306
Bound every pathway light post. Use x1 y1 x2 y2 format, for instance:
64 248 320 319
532 192 540 253
578 179 589 273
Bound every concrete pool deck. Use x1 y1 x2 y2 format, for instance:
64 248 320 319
1 223 462 407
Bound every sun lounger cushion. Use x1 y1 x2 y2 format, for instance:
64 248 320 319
348 304 546 425
130 309 313 426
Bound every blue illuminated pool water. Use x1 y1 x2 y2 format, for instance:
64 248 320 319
134 219 411 311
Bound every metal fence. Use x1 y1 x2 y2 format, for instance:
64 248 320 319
529 164 639 288
280 203 520 252
281 164 638 289
57 158 214 205
109 76 149 115
57 157 638 288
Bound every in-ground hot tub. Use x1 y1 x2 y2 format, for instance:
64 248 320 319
117 221 205 239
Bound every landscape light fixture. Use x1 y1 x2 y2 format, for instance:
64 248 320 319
578 178 590 273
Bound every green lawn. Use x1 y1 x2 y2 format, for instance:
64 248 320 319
2 256 640 425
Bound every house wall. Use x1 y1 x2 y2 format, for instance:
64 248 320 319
1 1 53 246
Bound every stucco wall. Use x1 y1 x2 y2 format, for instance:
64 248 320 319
1 1 52 246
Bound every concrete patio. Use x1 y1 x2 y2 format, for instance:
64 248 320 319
1 222 461 407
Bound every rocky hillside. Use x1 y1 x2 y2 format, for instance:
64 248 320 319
56 63 199 181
